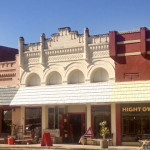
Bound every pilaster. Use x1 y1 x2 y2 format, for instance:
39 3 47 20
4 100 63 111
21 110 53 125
20 106 25 134
40 33 45 65
18 37 24 67
42 105 48 135
111 103 116 146
83 28 89 60
109 31 117 57
86 104 91 130
140 27 146 55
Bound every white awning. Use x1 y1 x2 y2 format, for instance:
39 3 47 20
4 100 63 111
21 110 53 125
0 81 150 106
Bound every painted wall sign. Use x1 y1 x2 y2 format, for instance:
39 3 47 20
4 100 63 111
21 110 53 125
122 106 150 112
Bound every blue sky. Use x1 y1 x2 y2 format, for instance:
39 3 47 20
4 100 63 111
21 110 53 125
0 0 150 48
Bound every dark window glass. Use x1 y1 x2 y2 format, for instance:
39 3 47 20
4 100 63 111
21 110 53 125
25 108 41 138
92 106 111 138
121 104 150 142
2 109 12 133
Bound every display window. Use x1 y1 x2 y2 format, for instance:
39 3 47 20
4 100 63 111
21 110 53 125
48 107 64 135
121 103 150 142
91 105 111 138
25 107 42 138
2 109 12 133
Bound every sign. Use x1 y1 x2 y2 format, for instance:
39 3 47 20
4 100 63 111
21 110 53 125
84 127 94 137
41 132 53 146
43 129 60 137
122 106 150 112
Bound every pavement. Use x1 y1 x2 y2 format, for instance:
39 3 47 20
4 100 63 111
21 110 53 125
0 144 141 150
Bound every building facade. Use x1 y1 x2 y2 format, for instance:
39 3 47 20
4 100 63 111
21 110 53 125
1 27 150 146
0 46 19 137
109 27 150 145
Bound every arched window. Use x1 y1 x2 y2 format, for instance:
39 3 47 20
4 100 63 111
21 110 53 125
91 68 109 83
46 71 62 85
68 69 85 84
26 73 41 87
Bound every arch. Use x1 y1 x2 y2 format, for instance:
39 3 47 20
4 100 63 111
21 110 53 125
20 65 44 86
46 71 62 85
87 61 115 81
90 68 109 82
25 73 41 87
68 69 85 84
43 65 64 83
65 62 87 81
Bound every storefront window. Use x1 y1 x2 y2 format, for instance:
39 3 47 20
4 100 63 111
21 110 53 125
25 107 41 138
48 107 64 135
92 105 111 138
2 109 12 133
122 104 150 142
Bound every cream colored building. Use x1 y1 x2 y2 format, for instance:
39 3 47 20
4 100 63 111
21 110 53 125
2 27 116 144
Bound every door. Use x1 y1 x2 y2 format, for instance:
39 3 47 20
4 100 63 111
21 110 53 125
62 114 70 142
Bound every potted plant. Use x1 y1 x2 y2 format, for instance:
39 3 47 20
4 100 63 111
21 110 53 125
100 121 110 148
8 124 17 145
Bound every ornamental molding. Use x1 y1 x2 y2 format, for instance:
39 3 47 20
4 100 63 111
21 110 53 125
48 53 83 63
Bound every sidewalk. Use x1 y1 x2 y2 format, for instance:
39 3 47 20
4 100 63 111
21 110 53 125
0 144 141 150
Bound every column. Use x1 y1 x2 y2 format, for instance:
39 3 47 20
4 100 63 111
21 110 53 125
20 106 25 134
86 104 91 130
42 106 48 135
111 103 116 145
116 104 121 146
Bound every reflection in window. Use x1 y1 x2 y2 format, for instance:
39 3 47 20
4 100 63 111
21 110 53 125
25 108 42 137
48 107 64 135
92 106 111 138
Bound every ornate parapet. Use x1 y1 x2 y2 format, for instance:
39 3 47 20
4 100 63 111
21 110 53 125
20 27 110 67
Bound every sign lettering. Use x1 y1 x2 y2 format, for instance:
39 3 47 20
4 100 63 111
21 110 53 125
122 107 150 112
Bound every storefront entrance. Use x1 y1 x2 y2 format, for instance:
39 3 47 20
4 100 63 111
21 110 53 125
62 113 85 143
122 103 150 142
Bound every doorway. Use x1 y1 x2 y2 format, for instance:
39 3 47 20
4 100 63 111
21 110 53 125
62 113 85 143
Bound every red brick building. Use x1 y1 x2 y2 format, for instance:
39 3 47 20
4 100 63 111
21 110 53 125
110 27 150 145
109 27 150 82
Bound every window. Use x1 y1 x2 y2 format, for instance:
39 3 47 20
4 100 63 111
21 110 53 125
122 104 150 142
48 107 64 135
25 107 42 137
92 105 111 138
2 109 12 133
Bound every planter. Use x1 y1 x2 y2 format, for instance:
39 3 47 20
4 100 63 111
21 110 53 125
100 139 108 148
8 137 14 145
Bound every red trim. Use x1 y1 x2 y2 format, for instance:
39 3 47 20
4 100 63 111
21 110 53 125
116 104 121 146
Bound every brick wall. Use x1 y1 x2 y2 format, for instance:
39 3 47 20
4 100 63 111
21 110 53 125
0 55 19 87
109 27 150 82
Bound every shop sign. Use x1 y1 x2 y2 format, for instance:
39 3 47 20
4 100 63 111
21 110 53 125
122 106 150 112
